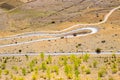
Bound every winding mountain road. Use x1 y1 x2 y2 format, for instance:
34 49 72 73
2 5 119 37
0 27 97 48
0 5 120 54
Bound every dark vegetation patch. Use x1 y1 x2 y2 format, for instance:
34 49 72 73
101 40 106 43
95 48 102 54
51 21 55 24
60 37 64 39
0 3 15 10
19 49 22 53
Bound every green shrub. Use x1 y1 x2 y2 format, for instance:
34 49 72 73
41 62 47 72
85 68 91 74
64 65 72 75
29 60 36 71
109 76 114 80
112 53 116 58
48 55 52 64
0 63 6 69
3 58 7 63
112 68 117 74
12 66 18 73
17 77 25 80
98 66 107 77
70 54 76 63
75 77 81 80
4 70 9 75
75 69 79 77
32 73 37 80
40 52 44 61
97 77 102 80
83 54 90 62
93 60 98 68
111 63 117 69
12 76 17 80
34 66 39 74
81 65 85 72
47 67 51 80
0 69 2 75
98 70 104 77
22 68 26 76
63 56 68 65
73 57 81 70
52 65 59 75
67 73 73 79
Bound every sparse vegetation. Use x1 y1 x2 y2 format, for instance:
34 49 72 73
0 53 119 80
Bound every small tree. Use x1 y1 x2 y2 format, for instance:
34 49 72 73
95 48 101 54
